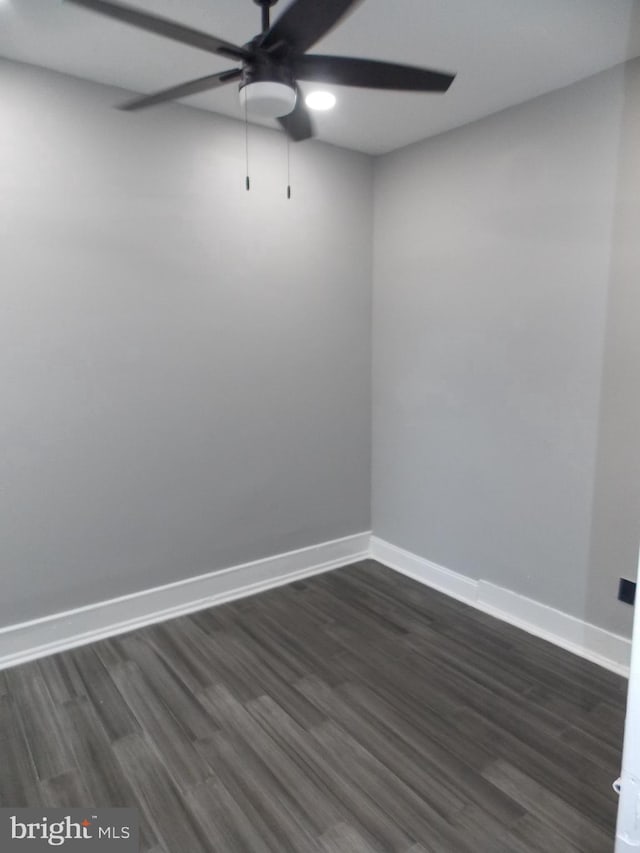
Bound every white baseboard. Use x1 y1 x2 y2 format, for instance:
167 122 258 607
0 531 371 671
370 536 631 677
1 531 631 678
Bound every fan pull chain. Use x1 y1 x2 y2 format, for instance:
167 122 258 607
244 97 250 191
286 135 291 199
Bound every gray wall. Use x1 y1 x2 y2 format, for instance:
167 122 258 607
0 59 372 627
3 56 638 640
372 61 639 637
586 58 640 634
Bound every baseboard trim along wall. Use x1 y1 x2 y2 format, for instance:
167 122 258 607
370 536 631 677
0 531 630 677
0 531 371 671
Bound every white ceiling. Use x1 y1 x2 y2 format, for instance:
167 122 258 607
2 0 640 154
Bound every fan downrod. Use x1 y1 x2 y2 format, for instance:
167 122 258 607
253 0 279 33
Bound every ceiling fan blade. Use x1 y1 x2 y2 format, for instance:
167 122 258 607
119 69 242 111
293 55 455 92
65 0 249 61
261 0 363 55
278 92 315 142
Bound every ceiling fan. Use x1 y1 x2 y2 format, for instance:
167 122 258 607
66 0 456 142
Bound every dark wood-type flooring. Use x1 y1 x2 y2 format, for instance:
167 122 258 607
0 560 628 852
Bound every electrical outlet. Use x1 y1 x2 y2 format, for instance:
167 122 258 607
618 578 637 606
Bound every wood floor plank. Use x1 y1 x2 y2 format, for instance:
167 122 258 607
202 630 327 729
310 719 479 853
197 729 324 852
144 621 218 695
296 674 466 820
60 696 160 852
0 560 625 852
112 733 209 853
199 684 341 837
558 724 624 772
109 660 212 793
185 774 282 853
247 694 413 852
482 758 612 853
334 680 525 828
458 705 619 832
69 646 141 742
453 805 581 853
0 694 40 807
38 770 92 809
319 822 383 853
37 654 87 705
505 813 590 853
105 634 216 741
4 666 77 782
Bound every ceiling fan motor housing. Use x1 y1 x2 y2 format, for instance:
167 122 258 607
239 57 297 118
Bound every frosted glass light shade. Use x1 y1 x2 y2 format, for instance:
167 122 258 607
239 82 297 118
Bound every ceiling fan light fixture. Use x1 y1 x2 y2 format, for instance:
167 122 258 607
67 0 457 143
305 91 337 111
239 81 297 118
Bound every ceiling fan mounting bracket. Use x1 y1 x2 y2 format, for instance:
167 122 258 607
252 0 279 33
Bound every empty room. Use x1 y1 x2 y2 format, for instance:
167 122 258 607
1 0 640 851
